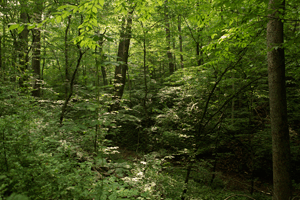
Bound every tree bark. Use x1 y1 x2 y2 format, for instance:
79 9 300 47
31 0 43 97
1 0 7 76
165 0 174 74
18 1 29 87
178 15 183 68
196 41 201 66
0 34 2 72
267 0 291 199
196 28 203 66
141 22 149 120
112 9 134 111
96 32 108 86
64 15 71 99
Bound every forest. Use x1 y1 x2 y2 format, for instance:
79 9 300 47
0 0 299 199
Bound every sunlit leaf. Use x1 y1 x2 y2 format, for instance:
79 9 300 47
92 6 97 13
8 24 19 30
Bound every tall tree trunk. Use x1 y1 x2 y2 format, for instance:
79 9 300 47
0 0 6 75
231 72 235 124
141 22 149 120
41 23 46 84
101 66 108 86
165 0 174 74
196 41 201 66
96 31 108 86
112 9 134 111
32 29 41 97
0 34 2 73
1 8 6 77
196 28 203 66
172 35 176 71
18 1 29 87
178 15 184 68
267 0 291 199
64 15 71 99
31 0 43 97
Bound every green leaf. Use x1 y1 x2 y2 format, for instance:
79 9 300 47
62 11 71 19
56 16 62 23
104 35 114 42
7 193 29 200
157 0 163 6
28 23 36 30
0 175 6 180
92 6 97 13
99 0 104 6
8 24 19 31
18 25 25 34
57 5 70 10
92 35 100 41
73 7 78 13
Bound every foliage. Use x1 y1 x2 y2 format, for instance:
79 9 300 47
1 0 300 199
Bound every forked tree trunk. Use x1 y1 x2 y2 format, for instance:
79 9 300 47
267 0 291 199
111 9 134 111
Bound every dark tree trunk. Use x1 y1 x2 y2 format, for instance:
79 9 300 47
32 29 41 97
0 0 6 73
0 34 2 72
196 41 201 66
97 32 108 86
18 1 29 87
165 0 174 74
112 9 134 111
267 0 291 199
141 22 149 120
0 12 7 74
178 15 183 68
196 28 203 66
31 1 43 97
64 15 71 99
101 66 108 86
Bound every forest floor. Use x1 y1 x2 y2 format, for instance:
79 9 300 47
112 147 275 200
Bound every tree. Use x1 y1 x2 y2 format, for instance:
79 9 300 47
112 6 134 111
178 15 183 68
95 31 108 87
18 0 29 88
267 0 291 199
2 0 300 199
164 0 175 74
31 0 43 97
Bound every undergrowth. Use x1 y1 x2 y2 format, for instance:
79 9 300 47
0 82 272 200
